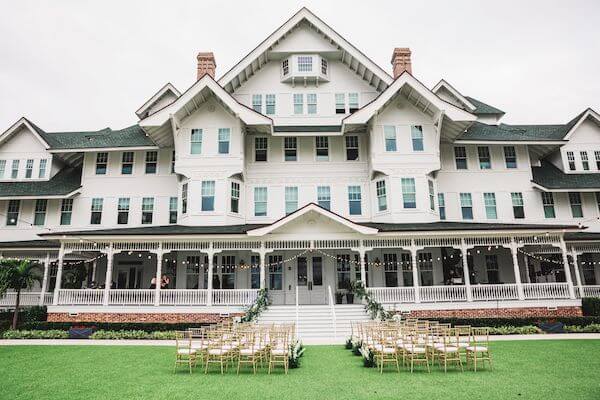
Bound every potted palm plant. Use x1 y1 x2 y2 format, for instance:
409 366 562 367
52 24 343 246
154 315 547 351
0 259 41 330
335 290 344 304
346 281 356 304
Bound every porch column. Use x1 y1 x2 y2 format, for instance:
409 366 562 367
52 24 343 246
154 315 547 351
258 242 267 290
410 242 420 303
154 244 164 306
102 244 114 306
570 249 584 298
350 242 372 286
559 238 576 299
509 239 525 300
206 243 215 306
91 260 97 282
459 240 473 302
52 247 65 305
39 253 51 306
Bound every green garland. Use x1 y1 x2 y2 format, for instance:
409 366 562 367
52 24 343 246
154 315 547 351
241 288 269 322
353 281 392 321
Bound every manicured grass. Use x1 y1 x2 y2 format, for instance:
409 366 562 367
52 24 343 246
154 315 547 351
1 341 599 399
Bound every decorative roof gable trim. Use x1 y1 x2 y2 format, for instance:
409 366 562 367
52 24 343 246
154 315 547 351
432 79 477 112
563 108 600 140
0 117 50 149
135 83 181 119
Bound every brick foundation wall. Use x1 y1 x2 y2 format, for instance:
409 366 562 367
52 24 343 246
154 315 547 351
400 306 582 319
47 312 244 324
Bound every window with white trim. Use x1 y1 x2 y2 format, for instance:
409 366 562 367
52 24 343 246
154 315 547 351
181 183 188 214
201 181 215 211
419 252 434 286
169 197 178 224
383 253 398 287
33 199 47 226
376 180 387 212
0 160 5 178
265 94 276 115
307 93 317 114
293 94 303 115
11 159 19 179
454 146 467 169
348 93 359 113
252 94 262 113
438 193 446 220
460 193 473 220
254 187 267 217
190 129 202 154
317 186 331 210
121 152 134 175
483 192 497 219
255 137 267 162
504 146 517 168
141 197 154 224
218 128 230 154
384 126 396 152
285 186 298 215
542 192 555 218
145 151 157 174
230 182 240 213
401 178 416 209
321 58 328 74
595 151 600 170
284 137 297 161
315 136 329 161
268 255 283 290
6 200 19 226
486 255 500 284
581 151 589 170
90 198 103 225
117 197 130 225
171 150 175 173
569 192 583 218
345 136 359 161
25 159 33 178
282 59 289 76
511 192 525 219
297 56 312 72
95 153 107 175
428 180 435 210
60 199 73 225
411 125 424 151
478 146 491 169
335 93 345 114
348 185 362 215
566 151 576 170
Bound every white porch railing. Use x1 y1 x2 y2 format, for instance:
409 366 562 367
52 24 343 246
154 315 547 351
58 289 104 305
43 292 53 305
471 284 520 301
367 287 415 303
0 292 45 307
522 283 570 299
160 289 208 305
108 289 154 305
212 289 258 305
581 285 600 298
420 285 467 302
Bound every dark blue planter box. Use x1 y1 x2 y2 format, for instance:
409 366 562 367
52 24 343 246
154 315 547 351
69 327 94 339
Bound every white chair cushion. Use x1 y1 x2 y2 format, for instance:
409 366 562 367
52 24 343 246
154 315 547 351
239 348 256 356
466 345 488 352
208 348 228 355
271 349 288 356
191 343 207 350
382 347 397 354
177 349 196 355
404 346 427 353
437 346 458 353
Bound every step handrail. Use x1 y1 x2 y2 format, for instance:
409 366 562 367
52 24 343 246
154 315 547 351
327 285 337 340
295 285 299 338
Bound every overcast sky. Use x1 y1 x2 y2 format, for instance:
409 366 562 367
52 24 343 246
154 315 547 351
1 0 598 132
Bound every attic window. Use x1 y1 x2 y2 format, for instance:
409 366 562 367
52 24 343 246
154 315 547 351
282 59 289 76
321 58 328 75
298 56 312 72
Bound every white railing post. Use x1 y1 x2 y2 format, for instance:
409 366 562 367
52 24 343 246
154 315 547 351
206 243 214 306
410 241 421 303
52 247 65 305
154 244 163 306
460 240 473 302
560 238 576 299
327 285 336 339
259 243 267 290
103 243 114 306
570 249 584 298
40 253 51 306
510 239 525 300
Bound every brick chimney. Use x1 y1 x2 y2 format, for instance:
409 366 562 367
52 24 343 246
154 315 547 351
196 52 216 80
391 48 412 78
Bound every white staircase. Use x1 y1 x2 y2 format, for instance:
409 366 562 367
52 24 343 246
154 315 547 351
256 304 370 344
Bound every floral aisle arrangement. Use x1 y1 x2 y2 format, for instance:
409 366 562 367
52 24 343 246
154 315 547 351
288 339 305 368
241 288 269 322
352 281 392 320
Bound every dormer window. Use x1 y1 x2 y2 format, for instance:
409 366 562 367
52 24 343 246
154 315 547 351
282 59 289 76
298 56 312 72
321 58 328 75
281 55 329 83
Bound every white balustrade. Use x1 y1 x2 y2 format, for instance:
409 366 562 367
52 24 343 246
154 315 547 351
0 292 43 307
471 284 519 301
43 292 54 305
420 285 467 302
367 287 415 304
160 289 208 305
58 289 104 305
582 285 600 298
522 283 571 299
108 289 155 305
212 289 258 305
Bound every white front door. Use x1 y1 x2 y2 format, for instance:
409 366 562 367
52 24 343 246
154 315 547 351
296 256 327 305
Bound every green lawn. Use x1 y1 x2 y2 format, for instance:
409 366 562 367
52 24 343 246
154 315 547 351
1 341 599 399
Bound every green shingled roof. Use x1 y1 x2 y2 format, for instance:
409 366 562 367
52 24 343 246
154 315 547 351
39 124 156 150
532 161 600 190
0 167 82 198
465 96 504 115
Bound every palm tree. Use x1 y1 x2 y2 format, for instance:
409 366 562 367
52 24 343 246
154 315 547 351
0 259 42 329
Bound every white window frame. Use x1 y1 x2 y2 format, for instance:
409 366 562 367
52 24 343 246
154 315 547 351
285 186 298 215
315 136 329 161
141 197 154 224
95 153 107 175
317 186 331 210
401 178 416 209
121 151 134 175
201 181 216 211
345 135 359 161
307 93 317 114
230 181 240 214
254 137 268 162
348 185 362 215
252 94 262 113
460 193 473 220
542 192 555 219
384 126 397 152
117 197 130 225
145 151 158 174
411 125 424 151
284 137 297 162
190 129 203 154
293 94 304 115
376 180 387 212
254 187 268 217
265 94 276 115
218 128 230 155
25 159 33 178
483 192 497 219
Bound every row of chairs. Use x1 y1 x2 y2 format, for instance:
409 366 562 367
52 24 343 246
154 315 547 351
351 319 492 373
175 322 295 374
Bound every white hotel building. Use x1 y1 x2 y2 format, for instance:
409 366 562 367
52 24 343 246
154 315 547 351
1 8 600 326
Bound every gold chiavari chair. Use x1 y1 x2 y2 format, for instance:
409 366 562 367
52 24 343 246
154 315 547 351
205 329 230 374
435 327 463 373
237 328 261 374
403 326 430 373
455 325 472 354
174 330 197 374
268 325 291 374
189 327 208 364
466 327 492 371
373 327 400 373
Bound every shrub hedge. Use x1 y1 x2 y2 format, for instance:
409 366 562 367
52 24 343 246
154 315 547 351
0 306 47 324
2 329 69 339
432 316 600 328
21 321 213 332
90 330 176 340
563 324 600 333
582 298 600 316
